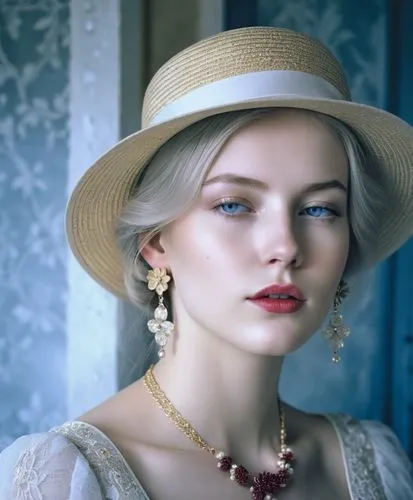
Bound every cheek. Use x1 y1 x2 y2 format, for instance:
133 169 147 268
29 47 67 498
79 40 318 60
301 224 349 308
166 217 251 314
305 222 349 265
313 226 350 300
165 220 243 325
175 217 248 267
167 220 227 281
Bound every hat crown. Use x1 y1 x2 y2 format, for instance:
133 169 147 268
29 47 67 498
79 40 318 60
142 26 351 128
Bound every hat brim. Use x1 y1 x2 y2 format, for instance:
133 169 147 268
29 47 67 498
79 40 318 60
66 96 413 301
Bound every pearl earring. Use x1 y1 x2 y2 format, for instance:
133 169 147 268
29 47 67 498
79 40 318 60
146 268 174 358
322 280 350 363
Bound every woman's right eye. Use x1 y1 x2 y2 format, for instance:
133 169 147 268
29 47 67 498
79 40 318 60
213 200 252 216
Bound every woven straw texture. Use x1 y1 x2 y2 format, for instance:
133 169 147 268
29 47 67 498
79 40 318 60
142 27 350 126
66 27 413 301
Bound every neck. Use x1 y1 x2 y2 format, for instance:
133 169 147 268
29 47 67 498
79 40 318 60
151 315 284 461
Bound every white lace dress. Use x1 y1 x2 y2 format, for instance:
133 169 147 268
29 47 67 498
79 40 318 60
0 414 412 499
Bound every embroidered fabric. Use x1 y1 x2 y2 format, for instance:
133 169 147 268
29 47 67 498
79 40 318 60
0 415 411 499
0 432 102 499
362 420 413 499
325 414 413 499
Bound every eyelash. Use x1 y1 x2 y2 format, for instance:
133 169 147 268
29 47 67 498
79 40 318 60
213 199 252 216
213 199 340 219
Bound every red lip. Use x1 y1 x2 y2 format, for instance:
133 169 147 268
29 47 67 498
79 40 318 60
247 284 306 314
248 297 304 314
249 284 305 301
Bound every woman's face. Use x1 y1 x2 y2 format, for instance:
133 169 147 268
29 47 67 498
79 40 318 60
155 110 350 355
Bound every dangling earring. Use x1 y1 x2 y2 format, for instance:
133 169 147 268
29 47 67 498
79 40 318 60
146 268 174 358
322 279 350 363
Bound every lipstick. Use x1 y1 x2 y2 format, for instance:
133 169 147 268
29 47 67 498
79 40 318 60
248 284 305 314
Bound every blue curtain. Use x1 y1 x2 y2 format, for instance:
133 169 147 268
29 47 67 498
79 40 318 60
381 0 413 458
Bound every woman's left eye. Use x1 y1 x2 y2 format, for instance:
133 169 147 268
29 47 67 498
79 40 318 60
302 206 338 218
214 200 251 215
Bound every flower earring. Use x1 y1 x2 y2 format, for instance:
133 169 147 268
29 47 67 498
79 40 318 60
146 268 174 358
322 279 350 363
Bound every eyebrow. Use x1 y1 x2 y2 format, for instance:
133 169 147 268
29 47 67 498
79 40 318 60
203 174 347 193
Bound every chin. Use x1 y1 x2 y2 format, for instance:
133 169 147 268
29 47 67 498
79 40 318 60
232 327 313 357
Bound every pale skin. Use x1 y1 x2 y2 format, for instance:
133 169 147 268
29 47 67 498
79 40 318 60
80 110 352 499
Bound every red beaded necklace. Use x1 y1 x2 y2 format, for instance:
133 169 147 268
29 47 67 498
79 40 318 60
144 365 295 500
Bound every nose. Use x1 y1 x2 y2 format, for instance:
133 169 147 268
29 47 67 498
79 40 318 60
255 212 303 269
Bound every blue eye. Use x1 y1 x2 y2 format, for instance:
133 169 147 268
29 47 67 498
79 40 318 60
215 201 251 215
303 206 337 218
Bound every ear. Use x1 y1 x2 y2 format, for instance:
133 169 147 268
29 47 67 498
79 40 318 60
140 232 170 270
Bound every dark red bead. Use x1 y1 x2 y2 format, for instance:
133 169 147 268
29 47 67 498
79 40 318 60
251 471 275 495
266 472 282 492
274 469 290 487
217 455 232 472
234 465 249 485
281 450 294 463
250 487 266 500
253 471 272 488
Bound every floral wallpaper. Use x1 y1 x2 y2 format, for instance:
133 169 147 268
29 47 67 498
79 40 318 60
0 0 69 450
258 0 386 417
258 0 386 105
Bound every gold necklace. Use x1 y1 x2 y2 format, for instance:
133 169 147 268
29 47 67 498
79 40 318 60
143 365 295 500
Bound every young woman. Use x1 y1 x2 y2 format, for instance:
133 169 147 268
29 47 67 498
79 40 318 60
1 27 412 500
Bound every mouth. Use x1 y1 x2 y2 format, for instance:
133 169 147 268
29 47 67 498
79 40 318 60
247 284 306 314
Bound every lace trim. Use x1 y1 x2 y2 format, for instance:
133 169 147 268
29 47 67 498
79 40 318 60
52 422 150 500
52 416 387 500
13 447 48 499
326 414 386 500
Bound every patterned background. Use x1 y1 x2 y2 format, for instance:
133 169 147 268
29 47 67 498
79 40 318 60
258 0 386 105
0 0 69 450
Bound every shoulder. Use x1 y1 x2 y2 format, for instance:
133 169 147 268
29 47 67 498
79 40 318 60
361 420 413 498
0 429 102 499
327 414 413 499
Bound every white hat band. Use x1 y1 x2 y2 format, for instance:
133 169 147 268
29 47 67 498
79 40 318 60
150 70 346 126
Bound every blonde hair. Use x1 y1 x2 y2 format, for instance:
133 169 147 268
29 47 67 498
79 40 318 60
116 108 384 313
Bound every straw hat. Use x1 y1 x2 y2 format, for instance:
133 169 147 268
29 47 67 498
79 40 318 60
66 26 413 301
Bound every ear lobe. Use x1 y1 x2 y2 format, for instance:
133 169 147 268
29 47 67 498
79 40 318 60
139 232 169 270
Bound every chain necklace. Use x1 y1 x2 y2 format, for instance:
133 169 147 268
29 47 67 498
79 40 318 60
143 365 295 500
